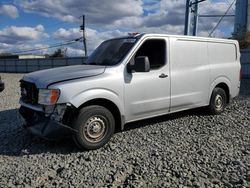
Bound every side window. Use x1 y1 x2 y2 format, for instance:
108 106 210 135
135 39 166 69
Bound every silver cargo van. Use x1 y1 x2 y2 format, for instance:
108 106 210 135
19 34 241 150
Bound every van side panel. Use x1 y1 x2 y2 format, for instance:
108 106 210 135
208 42 240 99
170 38 210 112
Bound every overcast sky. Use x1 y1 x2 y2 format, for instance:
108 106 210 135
0 0 235 56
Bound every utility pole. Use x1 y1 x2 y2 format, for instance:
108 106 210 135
80 15 87 57
184 0 206 36
192 0 199 36
184 0 191 35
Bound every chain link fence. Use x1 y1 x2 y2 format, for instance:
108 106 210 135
0 57 87 73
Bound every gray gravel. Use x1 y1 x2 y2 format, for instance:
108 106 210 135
0 73 250 187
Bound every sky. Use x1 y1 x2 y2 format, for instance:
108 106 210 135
0 0 236 56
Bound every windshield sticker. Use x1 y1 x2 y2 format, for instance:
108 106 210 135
124 39 136 43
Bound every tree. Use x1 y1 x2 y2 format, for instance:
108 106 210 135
0 53 13 56
237 32 250 49
50 48 65 58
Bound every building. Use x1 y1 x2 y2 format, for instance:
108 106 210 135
0 54 46 59
234 0 250 38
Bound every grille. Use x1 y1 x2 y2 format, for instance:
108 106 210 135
20 80 39 105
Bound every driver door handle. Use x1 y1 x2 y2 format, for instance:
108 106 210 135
159 73 168 78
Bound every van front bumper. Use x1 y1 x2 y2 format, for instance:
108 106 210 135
19 105 76 140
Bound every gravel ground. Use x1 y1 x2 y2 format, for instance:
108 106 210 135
0 73 250 188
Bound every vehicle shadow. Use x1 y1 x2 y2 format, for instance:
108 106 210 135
0 109 79 156
0 107 210 156
123 107 209 132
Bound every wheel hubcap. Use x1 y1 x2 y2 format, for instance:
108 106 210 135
84 116 106 143
215 95 223 110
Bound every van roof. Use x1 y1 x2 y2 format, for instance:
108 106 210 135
142 33 237 43
112 33 237 44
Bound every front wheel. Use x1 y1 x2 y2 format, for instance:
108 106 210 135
73 105 115 150
208 88 227 115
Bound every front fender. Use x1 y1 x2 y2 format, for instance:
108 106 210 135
69 88 124 116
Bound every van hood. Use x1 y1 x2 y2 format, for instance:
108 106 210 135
23 65 106 88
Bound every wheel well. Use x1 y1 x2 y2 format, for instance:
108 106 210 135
77 99 122 131
215 83 230 103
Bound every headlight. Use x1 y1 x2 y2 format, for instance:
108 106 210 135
38 89 60 105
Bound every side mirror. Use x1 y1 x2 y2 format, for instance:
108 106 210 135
127 56 150 73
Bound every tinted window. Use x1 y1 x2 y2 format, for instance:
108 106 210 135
135 39 166 69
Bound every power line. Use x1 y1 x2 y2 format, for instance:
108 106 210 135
208 0 236 37
199 16 211 36
185 0 236 36
199 14 234 17
199 0 235 18
225 0 235 13
190 0 206 5
198 0 215 36
11 37 83 54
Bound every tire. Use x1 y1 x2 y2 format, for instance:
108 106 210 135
73 105 115 150
208 87 227 115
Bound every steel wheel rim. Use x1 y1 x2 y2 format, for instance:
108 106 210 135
215 95 223 110
83 115 106 143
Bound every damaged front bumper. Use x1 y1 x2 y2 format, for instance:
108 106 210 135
19 102 77 140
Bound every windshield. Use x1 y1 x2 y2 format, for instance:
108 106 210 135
86 38 137 66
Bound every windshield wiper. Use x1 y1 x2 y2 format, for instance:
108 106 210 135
82 62 98 65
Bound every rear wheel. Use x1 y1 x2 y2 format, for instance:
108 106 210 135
208 87 227 115
73 105 115 150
